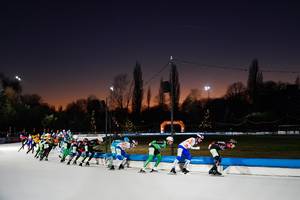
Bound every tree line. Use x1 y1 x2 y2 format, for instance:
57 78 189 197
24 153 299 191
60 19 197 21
1 59 300 133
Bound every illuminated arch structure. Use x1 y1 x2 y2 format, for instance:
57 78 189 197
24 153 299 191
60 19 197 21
160 120 185 133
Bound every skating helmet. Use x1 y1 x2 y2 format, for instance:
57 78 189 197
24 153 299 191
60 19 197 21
83 138 88 143
196 133 204 143
166 136 174 144
123 137 130 142
97 137 104 143
166 136 174 142
227 139 237 148
131 140 138 147
72 135 78 140
228 139 237 144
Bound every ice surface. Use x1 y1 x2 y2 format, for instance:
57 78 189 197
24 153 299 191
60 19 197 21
1 143 300 200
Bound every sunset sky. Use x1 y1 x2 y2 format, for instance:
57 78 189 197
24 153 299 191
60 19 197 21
1 0 299 108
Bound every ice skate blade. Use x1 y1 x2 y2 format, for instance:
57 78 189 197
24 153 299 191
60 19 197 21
209 174 224 177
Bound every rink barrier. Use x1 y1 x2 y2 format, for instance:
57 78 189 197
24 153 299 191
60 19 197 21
95 153 300 176
94 153 300 169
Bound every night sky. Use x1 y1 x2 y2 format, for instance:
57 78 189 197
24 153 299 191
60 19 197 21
1 0 300 108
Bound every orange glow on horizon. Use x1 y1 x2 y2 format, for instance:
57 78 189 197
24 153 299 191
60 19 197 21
44 86 227 110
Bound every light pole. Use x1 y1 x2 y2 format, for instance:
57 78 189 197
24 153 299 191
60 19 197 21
204 85 211 99
170 56 175 155
105 86 114 153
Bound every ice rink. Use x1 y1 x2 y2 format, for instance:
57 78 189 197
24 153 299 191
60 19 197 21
1 143 300 200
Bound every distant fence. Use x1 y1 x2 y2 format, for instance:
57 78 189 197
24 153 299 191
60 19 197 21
73 131 300 138
0 137 19 144
0 138 5 144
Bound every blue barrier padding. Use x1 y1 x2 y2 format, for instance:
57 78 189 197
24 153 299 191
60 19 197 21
220 157 300 168
94 153 300 168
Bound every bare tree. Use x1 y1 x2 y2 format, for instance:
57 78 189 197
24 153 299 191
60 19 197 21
21 94 43 107
169 63 180 112
181 89 201 113
0 73 3 91
158 78 165 107
247 59 263 104
146 86 151 110
295 75 300 89
110 74 130 109
0 74 22 94
225 82 247 99
125 80 133 110
132 62 143 114
187 89 201 101
257 71 263 86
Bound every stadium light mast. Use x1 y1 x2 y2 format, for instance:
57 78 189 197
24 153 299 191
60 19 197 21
105 86 114 153
15 75 22 81
204 85 211 99
170 56 175 155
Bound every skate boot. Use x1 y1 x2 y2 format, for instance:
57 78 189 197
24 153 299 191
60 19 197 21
72 160 77 165
79 162 83 167
170 168 176 175
139 169 146 173
45 158 48 161
109 165 115 170
150 169 158 173
118 164 124 170
209 169 217 175
182 168 190 174
85 162 90 166
214 171 222 176
67 161 71 165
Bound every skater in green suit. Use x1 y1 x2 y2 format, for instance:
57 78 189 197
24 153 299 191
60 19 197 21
139 136 173 173
60 140 72 162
